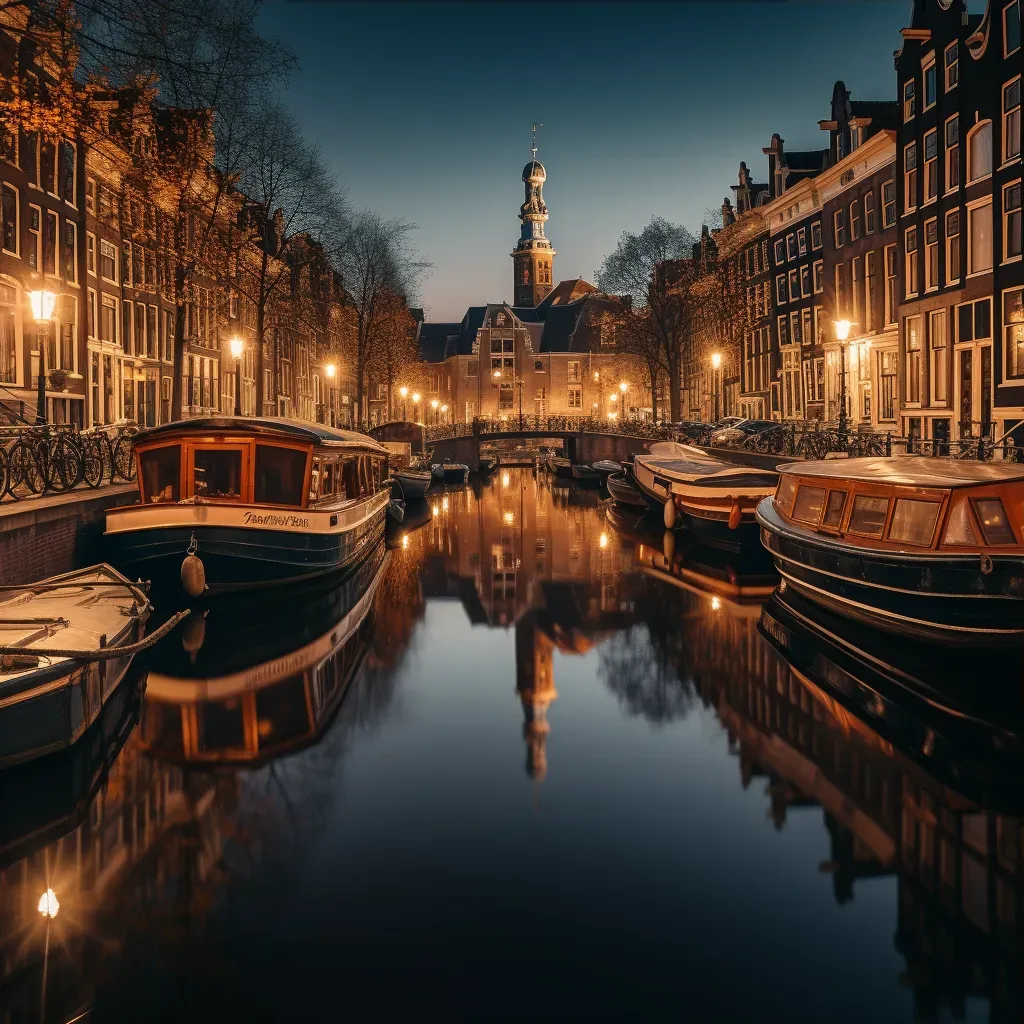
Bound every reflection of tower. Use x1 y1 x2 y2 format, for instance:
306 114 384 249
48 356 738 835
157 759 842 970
512 123 556 307
515 612 557 780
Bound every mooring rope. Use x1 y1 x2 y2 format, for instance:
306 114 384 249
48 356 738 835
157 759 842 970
0 608 190 663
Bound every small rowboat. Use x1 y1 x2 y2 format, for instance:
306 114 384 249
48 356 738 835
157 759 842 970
432 462 469 485
756 456 1024 646
606 471 648 508
592 459 621 481
0 565 150 768
393 467 432 500
549 457 574 479
632 441 778 551
571 464 602 486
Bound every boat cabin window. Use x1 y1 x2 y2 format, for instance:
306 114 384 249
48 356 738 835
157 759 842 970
847 495 890 538
971 498 1016 544
775 477 797 516
943 500 981 545
309 458 321 503
887 498 940 546
791 485 825 525
821 489 847 529
193 448 243 500
254 443 307 507
139 445 181 503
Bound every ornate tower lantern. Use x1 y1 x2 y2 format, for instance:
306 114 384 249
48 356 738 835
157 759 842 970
512 123 556 307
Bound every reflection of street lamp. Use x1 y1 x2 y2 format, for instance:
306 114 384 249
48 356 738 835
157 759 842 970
229 336 244 416
710 352 722 422
835 319 851 434
326 363 336 427
28 289 57 425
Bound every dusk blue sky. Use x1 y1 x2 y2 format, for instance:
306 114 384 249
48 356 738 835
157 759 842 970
260 1 923 321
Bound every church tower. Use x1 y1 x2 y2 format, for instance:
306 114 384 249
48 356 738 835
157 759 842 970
512 124 556 307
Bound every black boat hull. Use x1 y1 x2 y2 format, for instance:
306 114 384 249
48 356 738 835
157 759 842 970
756 499 1024 646
606 472 648 508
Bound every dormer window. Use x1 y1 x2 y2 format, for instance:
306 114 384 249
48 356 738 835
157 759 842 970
1006 1 1021 57
945 41 959 91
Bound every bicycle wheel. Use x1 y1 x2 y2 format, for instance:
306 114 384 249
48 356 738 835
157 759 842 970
10 440 42 494
113 435 137 481
82 435 104 488
0 446 9 499
43 435 75 493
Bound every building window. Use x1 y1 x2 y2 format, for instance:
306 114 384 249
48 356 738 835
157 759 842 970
567 359 581 383
924 218 939 290
776 274 787 304
924 129 938 202
1 183 17 255
800 264 811 297
85 177 96 215
958 298 992 344
1006 1 1021 57
905 226 920 296
567 385 581 409
787 233 797 260
773 238 785 264
43 211 56 275
790 310 802 345
967 122 993 182
86 232 96 276
906 315 922 403
905 143 918 211
813 259 824 293
879 350 897 419
1004 78 1021 162
99 239 117 283
945 41 959 91
968 199 993 274
467 359 478 377
833 209 845 248
945 116 960 192
100 294 117 345
851 256 863 327
797 227 807 254
929 309 948 403
885 245 897 325
882 180 896 227
1004 287 1024 379
864 190 876 233
58 140 75 204
865 251 877 333
850 200 862 241
811 221 822 250
946 209 961 284
777 313 788 346
788 268 799 299
835 264 847 318
999 181 1022 267
903 79 916 122
923 55 937 109
62 220 76 283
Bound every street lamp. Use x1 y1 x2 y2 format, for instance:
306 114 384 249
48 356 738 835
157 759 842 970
399 385 408 421
412 392 421 422
28 289 57 425
431 397 439 425
229 336 244 416
834 319 851 434
492 368 524 429
326 362 336 427
441 403 448 424
619 380 629 420
710 351 722 423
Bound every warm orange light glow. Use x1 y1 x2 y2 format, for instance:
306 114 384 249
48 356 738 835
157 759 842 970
38 889 59 918
431 399 439 409
502 471 510 487
711 352 722 370
412 393 421 403
503 510 514 525
442 495 449 511
599 532 608 549
711 596 722 612
432 503 440 516
325 363 336 379
834 319 852 341
619 381 628 393
400 386 408 398
401 534 409 550
28 289 57 322
229 336 244 360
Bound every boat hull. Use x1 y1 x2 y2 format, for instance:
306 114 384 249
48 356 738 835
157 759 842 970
756 497 1024 646
106 491 389 596
393 471 431 500
550 458 574 479
432 464 469 485
606 472 648 508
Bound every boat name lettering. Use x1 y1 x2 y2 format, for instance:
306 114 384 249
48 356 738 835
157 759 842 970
243 512 310 528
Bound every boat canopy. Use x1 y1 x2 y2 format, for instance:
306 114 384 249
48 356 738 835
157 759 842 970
779 457 1024 489
138 416 389 453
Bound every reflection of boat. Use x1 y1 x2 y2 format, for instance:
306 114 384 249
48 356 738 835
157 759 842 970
390 500 432 548
477 458 498 476
759 584 1024 795
633 441 777 549
392 467 432 500
571 464 601 486
0 565 150 768
756 458 1024 646
606 471 647 508
141 544 387 766
106 417 391 595
432 462 469 485
635 530 777 613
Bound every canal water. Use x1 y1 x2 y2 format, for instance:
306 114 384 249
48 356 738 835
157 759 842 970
2 468 1022 1023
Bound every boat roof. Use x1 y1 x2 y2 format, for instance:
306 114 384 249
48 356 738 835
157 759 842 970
637 446 777 482
138 416 388 452
780 456 1024 488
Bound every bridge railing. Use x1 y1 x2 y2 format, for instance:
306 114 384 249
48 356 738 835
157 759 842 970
424 416 679 443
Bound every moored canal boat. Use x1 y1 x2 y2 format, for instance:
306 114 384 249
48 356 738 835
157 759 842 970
756 457 1024 646
431 462 470 485
104 417 391 596
392 466 432 500
549 456 573 479
632 441 778 550
606 471 648 508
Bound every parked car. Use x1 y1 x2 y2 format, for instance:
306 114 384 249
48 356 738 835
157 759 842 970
710 418 778 447
671 420 712 442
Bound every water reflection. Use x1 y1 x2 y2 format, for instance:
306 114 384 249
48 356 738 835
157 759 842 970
0 468 1022 1020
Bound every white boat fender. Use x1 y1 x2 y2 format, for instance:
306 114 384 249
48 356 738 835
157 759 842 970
180 533 207 598
663 497 678 529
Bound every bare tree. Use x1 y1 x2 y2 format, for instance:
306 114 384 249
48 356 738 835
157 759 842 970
334 211 428 428
596 217 696 422
368 287 419 421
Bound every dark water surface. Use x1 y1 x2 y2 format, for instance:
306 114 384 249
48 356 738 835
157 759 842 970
3 468 1022 1023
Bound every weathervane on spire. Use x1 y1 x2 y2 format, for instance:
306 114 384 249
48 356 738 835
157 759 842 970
531 122 542 160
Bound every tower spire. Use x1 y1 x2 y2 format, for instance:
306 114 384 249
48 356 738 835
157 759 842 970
511 124 555 307
531 121 541 161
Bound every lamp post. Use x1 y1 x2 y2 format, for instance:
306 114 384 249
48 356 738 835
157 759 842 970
229 336 244 416
619 381 628 419
399 385 408 421
834 320 851 435
441 403 448 425
326 363 336 427
710 352 722 423
412 392 421 422
28 290 57 425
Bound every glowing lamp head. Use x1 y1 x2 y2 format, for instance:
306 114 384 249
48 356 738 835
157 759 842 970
607 411 618 420
229 336 244 360
400 386 408 398
431 399 439 410
711 352 722 370
610 392 617 402
834 319 852 342
503 511 514 525
28 290 57 323
412 392 420 403
441 404 448 413
38 888 59 919
711 596 722 612
325 363 336 379
593 371 600 381
493 369 502 379
619 381 628 393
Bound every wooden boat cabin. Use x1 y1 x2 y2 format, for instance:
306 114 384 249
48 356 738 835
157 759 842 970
105 417 392 594
756 457 1024 645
